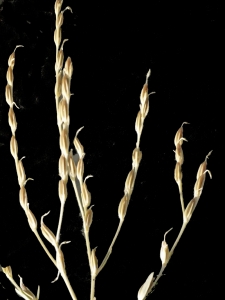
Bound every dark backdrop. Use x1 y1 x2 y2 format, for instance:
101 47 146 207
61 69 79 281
0 1 221 299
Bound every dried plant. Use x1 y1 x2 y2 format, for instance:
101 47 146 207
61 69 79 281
1 1 212 300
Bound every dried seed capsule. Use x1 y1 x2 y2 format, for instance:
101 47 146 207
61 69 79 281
73 127 85 159
59 128 69 158
77 159 84 183
58 154 68 180
81 176 93 209
124 169 135 195
84 207 93 232
2 266 13 278
118 195 128 221
58 179 67 204
16 158 26 187
10 135 18 160
90 248 98 277
26 205 37 232
40 211 57 248
184 198 197 223
8 107 17 135
137 272 154 300
5 84 13 107
19 186 28 211
132 147 142 169
174 162 182 184
68 150 77 179
160 228 172 266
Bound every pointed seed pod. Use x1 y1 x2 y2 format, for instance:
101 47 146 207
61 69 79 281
26 205 37 232
124 169 135 195
16 158 26 187
73 127 85 159
118 195 128 221
137 272 154 300
132 147 142 169
19 186 28 211
40 212 57 248
77 159 84 183
60 128 69 158
174 162 182 184
81 176 93 208
64 57 73 78
135 111 143 137
84 207 93 232
54 0 63 16
2 266 13 278
10 135 18 160
58 179 67 204
5 84 13 107
160 228 172 266
68 150 77 179
184 198 197 223
58 154 68 180
8 107 17 135
90 248 98 277
196 150 212 179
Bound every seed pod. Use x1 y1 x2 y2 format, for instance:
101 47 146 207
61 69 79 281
118 195 128 221
5 84 13 107
174 143 184 165
196 150 212 180
8 107 17 135
62 74 70 103
59 128 69 158
68 151 77 179
26 205 37 232
174 122 189 146
84 207 93 232
59 154 68 180
73 127 85 159
160 228 172 266
64 57 73 78
77 159 84 183
18 275 36 299
174 162 182 184
140 69 151 105
56 11 64 29
132 147 142 169
54 0 63 16
124 169 135 195
6 67 14 86
19 186 28 211
40 212 57 248
2 266 13 279
184 198 197 223
58 179 67 204
135 111 143 137
137 272 154 300
16 158 26 187
90 248 98 277
10 135 18 160
194 169 212 198
81 176 92 209
54 28 62 49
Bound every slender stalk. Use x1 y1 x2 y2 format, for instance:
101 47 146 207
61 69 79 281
61 271 78 300
90 275 96 300
56 202 65 243
98 220 123 274
178 182 185 218
33 230 57 267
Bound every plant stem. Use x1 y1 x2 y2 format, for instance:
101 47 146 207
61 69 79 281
98 220 123 274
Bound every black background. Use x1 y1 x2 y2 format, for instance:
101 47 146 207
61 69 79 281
0 0 221 299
